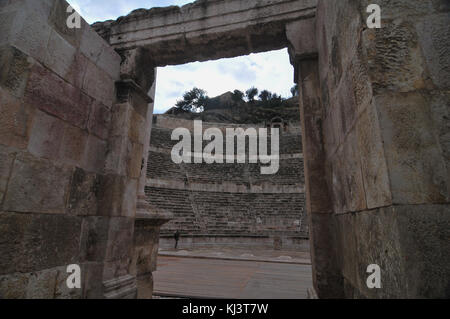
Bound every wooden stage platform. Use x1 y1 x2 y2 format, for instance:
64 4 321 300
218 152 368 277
153 256 313 299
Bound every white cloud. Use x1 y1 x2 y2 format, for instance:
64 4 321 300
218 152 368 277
154 49 294 114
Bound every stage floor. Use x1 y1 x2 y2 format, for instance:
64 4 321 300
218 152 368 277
153 253 313 299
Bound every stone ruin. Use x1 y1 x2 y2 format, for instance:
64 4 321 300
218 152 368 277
0 0 449 299
147 115 309 251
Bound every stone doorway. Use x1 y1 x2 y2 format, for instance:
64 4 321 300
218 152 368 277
1 0 448 299
93 0 450 298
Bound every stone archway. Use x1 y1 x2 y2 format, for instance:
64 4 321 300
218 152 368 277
95 0 449 299
0 0 448 299
94 0 338 298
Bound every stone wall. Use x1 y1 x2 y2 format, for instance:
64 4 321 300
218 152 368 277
145 117 308 250
0 0 145 299
311 0 450 298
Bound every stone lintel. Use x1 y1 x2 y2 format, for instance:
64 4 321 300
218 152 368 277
93 0 318 66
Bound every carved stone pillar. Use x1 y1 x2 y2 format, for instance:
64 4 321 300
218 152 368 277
286 18 344 298
111 47 171 299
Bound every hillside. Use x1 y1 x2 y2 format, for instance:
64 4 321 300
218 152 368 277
165 92 301 124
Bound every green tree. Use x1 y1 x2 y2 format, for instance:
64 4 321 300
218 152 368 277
291 84 299 97
175 87 209 113
259 90 272 102
231 90 245 104
245 87 259 103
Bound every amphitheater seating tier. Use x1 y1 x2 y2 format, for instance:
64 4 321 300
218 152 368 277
151 127 303 154
146 186 308 238
147 124 308 239
147 150 305 187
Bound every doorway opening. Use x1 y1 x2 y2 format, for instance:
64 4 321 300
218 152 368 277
145 49 312 299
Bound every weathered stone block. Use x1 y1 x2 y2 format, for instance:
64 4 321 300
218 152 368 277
0 45 33 97
96 44 121 80
122 178 138 218
60 124 88 165
335 71 358 138
48 0 85 48
104 136 129 176
54 266 82 299
128 143 144 179
132 245 155 276
415 13 450 89
352 207 406 299
105 217 134 262
360 0 443 20
395 204 450 298
24 63 92 129
363 22 428 94
82 262 104 299
0 272 28 299
68 168 99 216
0 212 82 275
348 44 373 116
26 267 59 299
82 60 115 108
342 129 367 213
27 110 65 160
0 87 34 149
96 175 136 218
80 23 104 63
44 29 77 86
82 135 107 173
102 259 132 283
0 145 16 204
0 12 15 47
356 104 392 209
137 273 153 299
375 92 449 204
0 265 82 299
327 89 345 149
21 213 83 273
309 212 344 298
132 222 160 280
80 216 110 262
429 92 450 189
65 52 89 90
96 174 126 217
285 18 317 60
325 0 361 75
3 153 72 214
329 146 347 214
322 114 337 158
129 109 145 144
349 204 450 299
7 1 53 64
334 214 358 289
88 101 111 141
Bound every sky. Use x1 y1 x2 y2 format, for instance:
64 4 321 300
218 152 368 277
67 0 294 114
